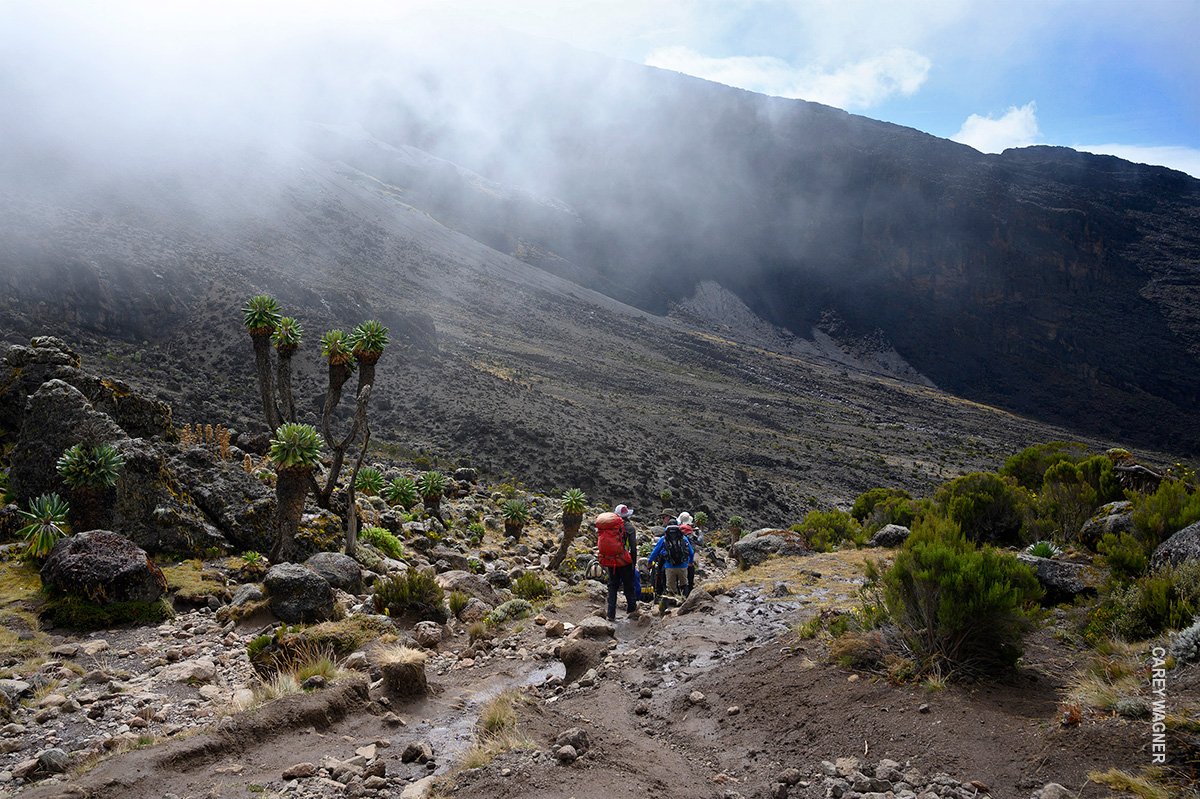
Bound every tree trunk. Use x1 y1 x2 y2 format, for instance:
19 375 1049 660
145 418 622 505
314 362 357 509
504 521 523 540
277 348 297 423
548 513 583 570
344 386 372 559
271 465 313 563
251 331 280 433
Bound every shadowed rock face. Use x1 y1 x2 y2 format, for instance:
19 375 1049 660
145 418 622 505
1 29 1197 523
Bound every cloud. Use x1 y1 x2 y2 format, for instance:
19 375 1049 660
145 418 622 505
951 102 1041 153
1070 144 1200 180
644 46 931 109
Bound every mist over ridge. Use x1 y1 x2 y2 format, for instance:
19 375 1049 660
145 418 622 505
2 6 1199 521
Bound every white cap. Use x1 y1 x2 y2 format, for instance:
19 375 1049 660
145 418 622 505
614 504 633 518
677 512 693 525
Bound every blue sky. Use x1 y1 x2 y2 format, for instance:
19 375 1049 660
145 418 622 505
447 0 1200 177
6 1 1198 177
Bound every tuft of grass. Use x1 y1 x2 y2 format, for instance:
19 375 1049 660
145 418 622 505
1089 769 1171 799
1064 640 1146 712
374 643 428 668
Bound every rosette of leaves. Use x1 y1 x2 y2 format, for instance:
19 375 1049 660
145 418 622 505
549 488 587 570
349 320 388 389
56 442 124 532
416 471 447 518
386 477 418 509
355 466 384 496
728 515 745 538
319 329 355 366
18 493 70 560
1024 540 1063 559
243 295 283 430
268 423 325 563
501 499 529 540
693 511 708 528
360 526 405 561
660 489 672 508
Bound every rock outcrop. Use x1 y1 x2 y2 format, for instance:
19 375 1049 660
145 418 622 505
730 528 812 567
1151 520 1200 570
263 563 337 624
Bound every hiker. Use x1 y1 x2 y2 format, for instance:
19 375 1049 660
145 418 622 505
677 511 700 595
596 504 639 621
648 520 694 597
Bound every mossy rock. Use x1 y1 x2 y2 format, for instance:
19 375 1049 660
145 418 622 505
293 509 345 561
44 594 173 630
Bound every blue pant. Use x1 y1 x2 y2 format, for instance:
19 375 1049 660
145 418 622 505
607 563 637 619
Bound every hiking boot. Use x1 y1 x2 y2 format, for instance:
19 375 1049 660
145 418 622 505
606 615 616 623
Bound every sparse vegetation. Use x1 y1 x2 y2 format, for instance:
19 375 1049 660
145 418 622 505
386 476 419 509
373 569 447 622
501 499 529 539
17 493 71 560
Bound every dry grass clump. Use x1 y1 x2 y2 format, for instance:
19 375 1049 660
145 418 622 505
1089 768 1174 799
457 688 535 770
374 644 429 696
1064 639 1147 712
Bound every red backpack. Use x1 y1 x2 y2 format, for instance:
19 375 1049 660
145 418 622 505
595 512 632 568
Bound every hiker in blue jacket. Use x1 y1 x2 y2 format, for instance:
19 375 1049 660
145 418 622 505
648 521 694 597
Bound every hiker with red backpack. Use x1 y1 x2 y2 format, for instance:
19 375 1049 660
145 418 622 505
648 519 694 597
596 504 639 622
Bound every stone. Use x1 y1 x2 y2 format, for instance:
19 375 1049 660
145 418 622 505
867 524 911 548
556 744 578 763
282 762 317 779
1040 783 1075 799
778 768 803 785
1079 501 1134 547
1016 553 1101 605
678 587 715 615
730 528 811 567
434 570 505 605
158 658 217 684
230 583 265 607
305 552 365 594
401 741 434 763
688 690 706 705
1151 519 1200 570
544 619 566 637
727 705 741 715
400 775 437 799
572 616 615 639
413 621 444 648
38 747 71 773
263 563 337 624
40 530 168 604
834 757 861 777
554 727 589 754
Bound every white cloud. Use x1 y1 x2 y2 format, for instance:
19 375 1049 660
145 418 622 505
951 102 1040 153
1072 144 1200 179
644 46 931 109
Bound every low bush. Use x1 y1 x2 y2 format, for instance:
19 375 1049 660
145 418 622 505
1096 531 1149 587
512 572 552 601
447 590 469 620
934 472 1032 546
851 488 920 534
360 526 405 561
485 599 534 626
1131 478 1200 551
1001 441 1089 491
789 509 863 552
882 515 1043 676
1105 561 1200 641
373 569 447 623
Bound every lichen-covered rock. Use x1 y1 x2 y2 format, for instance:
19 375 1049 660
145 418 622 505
730 528 812 567
1151 519 1200 570
434 570 504 606
1079 501 1135 548
866 524 911 548
293 509 345 562
306 552 364 594
167 446 276 554
263 563 337 624
7 379 125 504
113 438 227 555
40 530 167 604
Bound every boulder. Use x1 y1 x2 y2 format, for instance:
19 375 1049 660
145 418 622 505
40 531 167 604
730 528 812 567
1079 501 1135 548
263 563 337 624
413 621 443 648
1016 553 1101 606
112 438 227 555
428 547 469 572
435 570 504 606
867 524 911 548
167 446 276 554
678 587 715 615
1151 520 1200 570
306 552 365 594
7 379 125 504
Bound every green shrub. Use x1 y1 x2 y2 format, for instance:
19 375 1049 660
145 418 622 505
373 569 447 622
1131 478 1200 551
467 557 485 574
1039 461 1098 542
1106 561 1200 641
793 509 863 552
882 515 1043 676
485 599 534 626
447 590 470 620
850 489 917 535
360 526 405 561
512 572 551 601
934 472 1032 546
1001 441 1089 491
693 511 708 528
1096 532 1149 586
